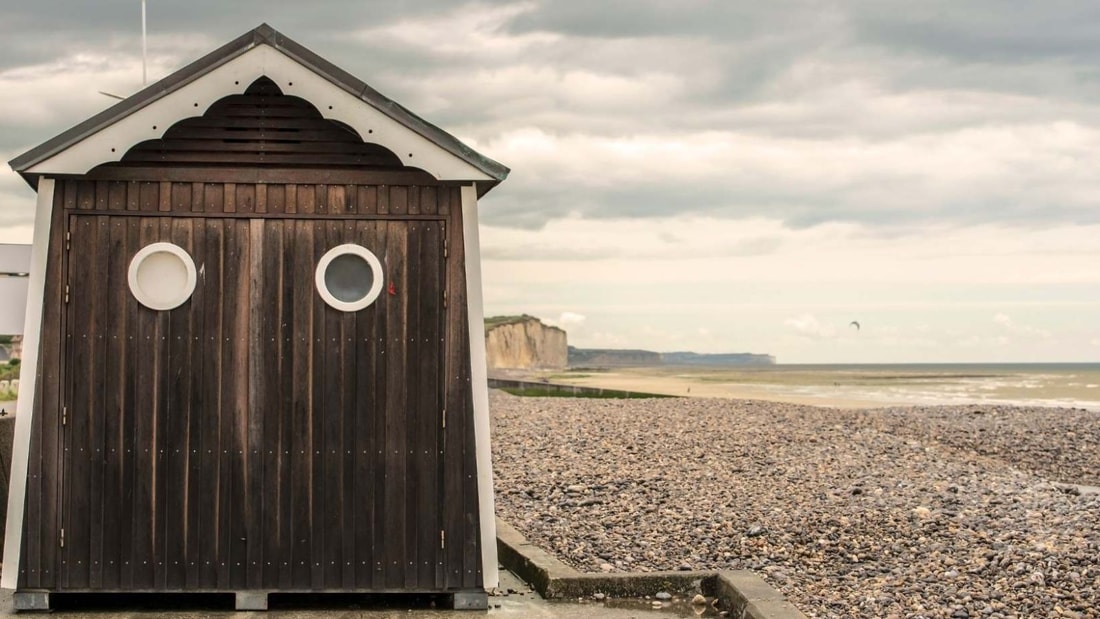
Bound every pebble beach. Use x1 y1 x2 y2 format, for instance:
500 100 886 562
490 391 1100 618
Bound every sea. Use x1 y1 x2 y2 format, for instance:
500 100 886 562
683 363 1100 411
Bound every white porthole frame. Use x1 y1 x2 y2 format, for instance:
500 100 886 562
127 242 198 311
315 244 385 312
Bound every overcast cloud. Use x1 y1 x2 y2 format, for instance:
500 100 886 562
2 1 1098 361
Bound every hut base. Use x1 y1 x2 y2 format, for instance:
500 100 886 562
451 590 489 610
12 589 489 612
13 591 49 611
235 591 268 610
239 591 488 611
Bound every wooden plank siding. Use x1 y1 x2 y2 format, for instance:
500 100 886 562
19 179 481 592
441 184 482 590
58 178 459 219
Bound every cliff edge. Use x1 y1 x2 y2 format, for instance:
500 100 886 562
485 315 568 370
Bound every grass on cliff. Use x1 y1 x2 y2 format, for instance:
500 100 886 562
484 314 537 330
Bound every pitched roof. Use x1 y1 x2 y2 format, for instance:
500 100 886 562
9 23 509 194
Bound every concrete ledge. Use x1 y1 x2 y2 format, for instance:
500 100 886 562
715 571 805 618
488 378 672 399
553 572 715 600
496 518 807 619
495 517 580 598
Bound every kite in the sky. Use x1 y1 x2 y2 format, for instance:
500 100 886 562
849 321 861 331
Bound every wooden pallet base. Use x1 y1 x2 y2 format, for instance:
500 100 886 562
12 589 488 612
235 591 268 610
13 591 49 611
451 590 489 610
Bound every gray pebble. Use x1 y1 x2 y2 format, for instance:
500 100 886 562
489 392 1100 617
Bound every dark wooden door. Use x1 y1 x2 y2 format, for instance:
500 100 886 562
60 213 447 592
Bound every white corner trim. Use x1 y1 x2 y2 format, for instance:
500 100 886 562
2 178 55 590
314 243 385 312
461 184 498 591
26 45 493 183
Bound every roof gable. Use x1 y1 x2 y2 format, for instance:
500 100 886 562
109 76 425 173
9 24 508 195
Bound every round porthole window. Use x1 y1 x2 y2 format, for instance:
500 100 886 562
315 244 384 312
128 242 198 311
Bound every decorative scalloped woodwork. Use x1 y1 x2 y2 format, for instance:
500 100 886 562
110 77 414 172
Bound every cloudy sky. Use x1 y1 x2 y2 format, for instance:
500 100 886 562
2 1 1099 363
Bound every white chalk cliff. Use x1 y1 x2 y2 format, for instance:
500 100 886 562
485 316 567 370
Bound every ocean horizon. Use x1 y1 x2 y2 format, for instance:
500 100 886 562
771 362 1100 370
686 362 1100 410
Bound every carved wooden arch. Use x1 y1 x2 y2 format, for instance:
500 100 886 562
93 76 433 177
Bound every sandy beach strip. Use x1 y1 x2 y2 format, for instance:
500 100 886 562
500 365 1100 411
498 367 917 408
546 368 886 408
490 391 1099 618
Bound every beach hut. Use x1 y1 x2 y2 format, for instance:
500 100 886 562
3 24 507 610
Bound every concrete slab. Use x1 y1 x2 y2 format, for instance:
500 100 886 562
496 519 806 619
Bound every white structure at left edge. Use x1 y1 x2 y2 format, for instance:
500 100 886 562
0 244 32 337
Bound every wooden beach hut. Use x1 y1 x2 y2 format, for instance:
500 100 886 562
3 24 507 610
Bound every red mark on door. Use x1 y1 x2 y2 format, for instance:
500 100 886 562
388 282 396 296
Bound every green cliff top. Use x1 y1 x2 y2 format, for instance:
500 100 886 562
484 314 564 333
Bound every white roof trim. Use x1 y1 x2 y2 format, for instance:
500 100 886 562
25 45 493 183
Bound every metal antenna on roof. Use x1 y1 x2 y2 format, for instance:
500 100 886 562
141 0 148 86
